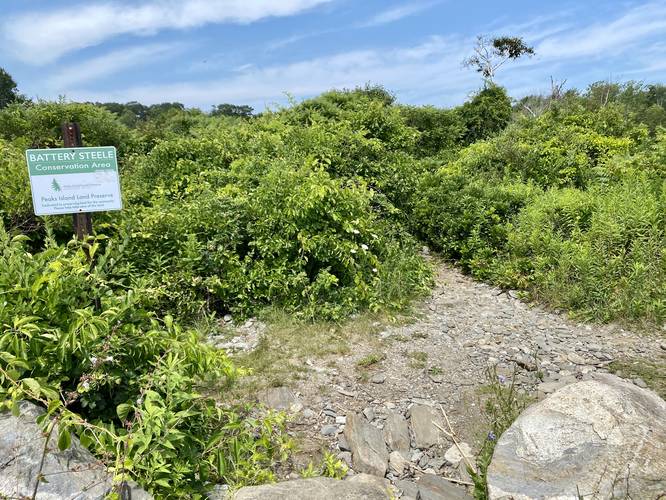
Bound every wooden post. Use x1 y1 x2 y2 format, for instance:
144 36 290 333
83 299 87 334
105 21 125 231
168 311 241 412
61 122 93 239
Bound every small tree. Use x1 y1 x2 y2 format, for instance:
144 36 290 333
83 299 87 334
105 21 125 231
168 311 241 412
464 36 534 84
0 67 20 109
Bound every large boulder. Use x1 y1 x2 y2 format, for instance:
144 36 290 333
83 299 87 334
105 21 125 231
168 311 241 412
0 401 151 500
233 474 391 499
487 374 666 499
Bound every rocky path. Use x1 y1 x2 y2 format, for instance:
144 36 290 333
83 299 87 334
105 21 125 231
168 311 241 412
226 262 665 498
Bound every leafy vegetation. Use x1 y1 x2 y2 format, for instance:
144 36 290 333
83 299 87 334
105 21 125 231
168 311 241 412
0 63 664 497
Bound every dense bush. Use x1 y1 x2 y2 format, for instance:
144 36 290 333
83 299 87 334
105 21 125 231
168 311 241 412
0 228 290 497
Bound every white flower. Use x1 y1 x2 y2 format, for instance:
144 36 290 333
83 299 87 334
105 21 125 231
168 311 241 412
361 244 368 251
352 229 360 234
350 249 357 254
90 356 98 365
372 268 378 273
104 356 114 362
82 381 90 390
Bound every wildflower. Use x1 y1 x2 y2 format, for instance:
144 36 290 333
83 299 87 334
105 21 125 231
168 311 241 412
488 431 496 441
105 355 114 362
82 381 90 390
372 268 378 273
90 356 98 365
361 244 368 251
498 375 506 384
350 248 357 254
352 229 360 234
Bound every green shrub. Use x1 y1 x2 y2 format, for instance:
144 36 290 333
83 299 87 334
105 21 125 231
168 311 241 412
502 178 666 323
0 228 291 497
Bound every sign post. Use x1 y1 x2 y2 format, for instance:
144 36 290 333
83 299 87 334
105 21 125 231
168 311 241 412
61 123 92 239
25 123 123 241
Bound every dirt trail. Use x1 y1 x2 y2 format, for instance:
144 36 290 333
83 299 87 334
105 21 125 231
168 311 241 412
226 261 665 491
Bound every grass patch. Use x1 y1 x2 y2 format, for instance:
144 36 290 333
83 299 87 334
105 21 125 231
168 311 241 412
357 353 386 367
230 308 409 397
608 358 666 399
407 350 428 369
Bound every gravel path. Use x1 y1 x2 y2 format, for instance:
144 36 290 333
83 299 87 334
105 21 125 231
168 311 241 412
234 262 666 495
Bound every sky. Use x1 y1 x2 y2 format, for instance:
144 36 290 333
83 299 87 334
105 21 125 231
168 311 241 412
1 0 666 111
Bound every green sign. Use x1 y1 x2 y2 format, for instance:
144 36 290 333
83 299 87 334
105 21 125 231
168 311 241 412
25 146 122 216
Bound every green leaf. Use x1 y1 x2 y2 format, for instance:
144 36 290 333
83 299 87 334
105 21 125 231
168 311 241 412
21 378 40 396
10 400 20 417
116 403 131 421
57 428 71 451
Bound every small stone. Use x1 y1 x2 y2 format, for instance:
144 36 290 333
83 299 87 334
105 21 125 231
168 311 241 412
383 411 410 453
427 456 446 471
337 388 357 398
389 451 410 476
323 408 337 418
444 442 473 468
371 373 387 384
338 434 351 452
223 314 232 322
567 352 589 365
258 387 298 411
396 479 419 499
418 474 472 500
410 404 445 449
302 408 315 419
321 424 338 437
363 407 376 421
633 377 648 389
335 415 347 425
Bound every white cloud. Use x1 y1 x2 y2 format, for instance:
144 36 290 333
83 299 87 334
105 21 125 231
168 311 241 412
1 0 333 64
63 36 477 109
536 1 666 60
47 43 186 89
361 1 440 27
25 0 666 109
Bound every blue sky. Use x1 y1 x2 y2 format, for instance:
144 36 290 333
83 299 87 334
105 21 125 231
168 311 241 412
1 0 665 110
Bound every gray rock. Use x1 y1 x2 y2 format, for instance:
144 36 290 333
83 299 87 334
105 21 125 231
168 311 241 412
302 408 316 419
338 434 351 452
371 373 387 384
257 387 298 411
388 451 410 476
444 442 473 468
487 374 666 500
363 407 376 421
410 404 445 449
344 413 389 477
383 411 410 453
0 402 151 500
417 474 473 500
233 475 390 499
396 479 419 499
321 424 338 436
336 415 347 424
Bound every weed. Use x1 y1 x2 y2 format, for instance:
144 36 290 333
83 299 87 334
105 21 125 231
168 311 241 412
470 366 533 499
357 353 386 367
408 351 428 369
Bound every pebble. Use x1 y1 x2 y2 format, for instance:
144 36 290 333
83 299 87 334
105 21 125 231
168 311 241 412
320 424 338 436
363 407 376 421
371 373 387 384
